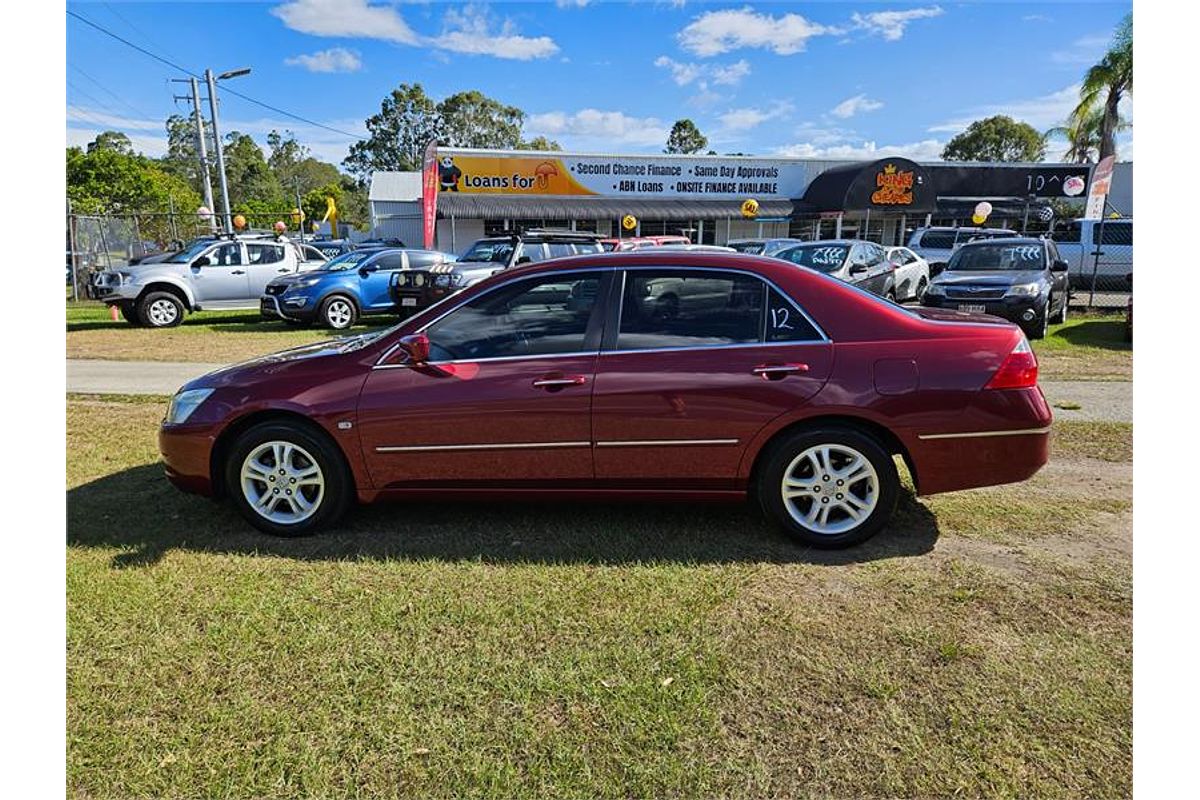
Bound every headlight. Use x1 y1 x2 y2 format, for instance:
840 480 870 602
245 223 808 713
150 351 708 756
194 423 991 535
165 388 214 425
925 283 945 296
1005 282 1044 298
114 271 137 285
291 275 324 289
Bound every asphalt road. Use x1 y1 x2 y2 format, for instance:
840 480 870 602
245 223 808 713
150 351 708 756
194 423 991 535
66 359 1133 423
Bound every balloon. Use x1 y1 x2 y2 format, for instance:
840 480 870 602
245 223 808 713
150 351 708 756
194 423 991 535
197 206 212 219
273 221 286 234
621 214 637 231
974 201 993 217
290 207 304 224
740 198 760 219
971 214 986 225
233 214 247 230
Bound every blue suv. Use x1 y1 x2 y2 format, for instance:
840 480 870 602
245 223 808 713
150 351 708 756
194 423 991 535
260 248 456 329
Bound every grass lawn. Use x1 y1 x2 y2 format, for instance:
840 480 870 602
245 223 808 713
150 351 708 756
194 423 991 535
1034 313 1132 382
67 397 1131 798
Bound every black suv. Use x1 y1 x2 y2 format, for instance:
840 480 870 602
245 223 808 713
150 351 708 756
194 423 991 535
921 237 1070 339
391 229 605 314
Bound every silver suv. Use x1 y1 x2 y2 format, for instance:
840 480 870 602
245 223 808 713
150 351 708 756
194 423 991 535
88 234 325 327
907 226 1019 274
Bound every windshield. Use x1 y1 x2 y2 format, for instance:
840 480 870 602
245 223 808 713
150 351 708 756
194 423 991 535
949 243 1045 271
165 238 216 264
321 251 375 271
778 244 849 273
460 240 515 264
729 241 765 254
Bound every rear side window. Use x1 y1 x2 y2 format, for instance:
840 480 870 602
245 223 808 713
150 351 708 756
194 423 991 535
918 231 958 250
547 243 575 258
406 251 441 269
247 244 285 264
617 270 763 350
766 288 821 343
1094 223 1132 246
1051 222 1082 243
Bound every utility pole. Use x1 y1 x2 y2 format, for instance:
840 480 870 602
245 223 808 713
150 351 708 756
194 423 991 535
172 77 217 232
204 69 233 234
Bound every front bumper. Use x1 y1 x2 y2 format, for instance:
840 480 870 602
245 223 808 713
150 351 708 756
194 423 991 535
87 278 139 302
390 285 452 314
922 293 1048 327
260 294 315 322
158 422 219 496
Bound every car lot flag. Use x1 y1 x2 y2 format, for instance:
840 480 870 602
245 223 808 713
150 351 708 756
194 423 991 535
1084 156 1115 220
422 140 438 249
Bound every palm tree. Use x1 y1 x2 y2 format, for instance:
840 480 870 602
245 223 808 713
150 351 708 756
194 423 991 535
1046 107 1131 164
1070 13 1132 161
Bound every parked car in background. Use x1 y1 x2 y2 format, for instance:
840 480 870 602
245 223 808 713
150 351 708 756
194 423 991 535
908 226 1020 274
774 240 896 300
391 229 605 313
727 238 806 257
293 242 331 270
307 238 358 259
1049 218 1133 290
262 247 455 330
160 250 1052 549
88 234 322 327
359 237 407 248
600 237 659 252
653 244 736 253
921 237 1069 339
885 246 931 302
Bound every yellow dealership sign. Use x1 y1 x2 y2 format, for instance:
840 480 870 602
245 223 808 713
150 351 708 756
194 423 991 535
437 154 597 195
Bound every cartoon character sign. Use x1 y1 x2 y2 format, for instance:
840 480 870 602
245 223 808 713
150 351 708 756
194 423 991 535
439 156 462 192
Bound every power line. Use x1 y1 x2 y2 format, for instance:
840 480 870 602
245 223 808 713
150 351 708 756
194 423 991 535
68 63 158 123
66 9 367 142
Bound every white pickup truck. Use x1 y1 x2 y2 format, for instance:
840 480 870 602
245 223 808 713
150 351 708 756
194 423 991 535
1050 218 1133 290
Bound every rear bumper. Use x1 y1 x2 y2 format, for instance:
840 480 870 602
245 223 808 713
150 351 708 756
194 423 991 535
158 423 218 496
904 386 1053 495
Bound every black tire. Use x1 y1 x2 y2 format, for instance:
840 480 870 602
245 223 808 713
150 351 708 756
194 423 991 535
224 421 353 537
1026 309 1049 340
914 277 928 302
319 294 358 330
885 289 897 304
757 425 899 549
1051 292 1068 325
136 291 185 328
119 303 142 326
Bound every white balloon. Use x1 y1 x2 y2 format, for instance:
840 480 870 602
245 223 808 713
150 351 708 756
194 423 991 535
974 201 993 217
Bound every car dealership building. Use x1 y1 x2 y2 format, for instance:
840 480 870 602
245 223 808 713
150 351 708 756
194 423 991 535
368 147 1131 252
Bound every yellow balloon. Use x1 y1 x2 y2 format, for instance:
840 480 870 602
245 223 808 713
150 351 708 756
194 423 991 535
621 214 637 231
233 214 247 230
971 213 986 224
741 198 760 219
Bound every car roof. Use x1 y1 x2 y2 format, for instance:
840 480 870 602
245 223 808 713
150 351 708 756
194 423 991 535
782 239 859 247
956 236 1046 248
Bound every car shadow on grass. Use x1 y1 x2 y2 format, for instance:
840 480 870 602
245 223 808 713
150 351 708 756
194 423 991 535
1048 319 1131 352
67 464 940 568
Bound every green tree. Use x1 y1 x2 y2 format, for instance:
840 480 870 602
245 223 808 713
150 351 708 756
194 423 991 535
1046 107 1130 164
665 119 708 154
438 90 525 150
1070 13 1132 161
87 131 134 155
941 115 1047 162
267 129 342 196
222 132 286 211
344 83 439 182
518 135 562 151
67 145 201 242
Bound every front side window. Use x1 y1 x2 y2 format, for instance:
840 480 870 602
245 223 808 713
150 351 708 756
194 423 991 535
424 272 602 361
918 231 959 250
547 243 574 259
1096 223 1132 246
207 243 243 267
372 253 405 271
616 270 763 350
516 243 548 263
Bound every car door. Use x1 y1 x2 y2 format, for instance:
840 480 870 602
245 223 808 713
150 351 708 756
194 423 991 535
358 251 405 311
356 269 612 489
245 242 292 296
591 267 833 488
190 242 248 303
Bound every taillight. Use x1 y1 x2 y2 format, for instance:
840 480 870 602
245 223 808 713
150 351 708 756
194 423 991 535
985 336 1038 389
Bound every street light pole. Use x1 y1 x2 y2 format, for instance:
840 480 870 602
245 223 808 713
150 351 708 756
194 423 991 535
204 66 251 234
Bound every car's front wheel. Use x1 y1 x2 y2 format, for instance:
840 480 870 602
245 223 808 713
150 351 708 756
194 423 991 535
137 291 185 328
319 295 358 330
224 421 352 536
118 302 142 326
1051 292 1068 325
758 426 899 548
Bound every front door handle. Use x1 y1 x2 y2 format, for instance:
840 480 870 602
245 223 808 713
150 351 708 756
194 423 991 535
231 269 246 275
277 267 290 273
532 374 587 390
752 363 809 380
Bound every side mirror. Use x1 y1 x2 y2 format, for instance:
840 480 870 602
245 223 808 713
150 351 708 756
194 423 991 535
192 255 210 268
398 333 430 365
516 256 532 265
359 263 378 275
849 262 869 276
1051 259 1069 273
929 262 946 277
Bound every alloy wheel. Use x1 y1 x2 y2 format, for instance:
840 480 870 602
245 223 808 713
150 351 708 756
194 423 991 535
240 440 325 524
780 443 880 535
325 299 353 328
148 298 179 326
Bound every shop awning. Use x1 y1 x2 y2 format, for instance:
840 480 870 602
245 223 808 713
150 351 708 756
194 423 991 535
436 194 794 221
795 157 937 215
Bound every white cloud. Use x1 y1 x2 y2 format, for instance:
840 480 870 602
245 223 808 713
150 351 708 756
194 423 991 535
271 0 558 61
67 105 161 132
851 5 943 41
677 7 839 56
284 47 362 73
271 0 419 44
830 94 883 119
1051 33 1111 65
654 56 750 87
555 0 590 6
775 138 947 161
718 103 791 131
526 109 670 147
438 5 559 60
929 85 1083 133
67 126 169 158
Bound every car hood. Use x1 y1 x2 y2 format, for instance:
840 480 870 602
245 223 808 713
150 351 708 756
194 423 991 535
182 332 381 391
933 269 1045 287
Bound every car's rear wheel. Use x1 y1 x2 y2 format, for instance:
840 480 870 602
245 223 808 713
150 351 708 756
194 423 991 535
224 421 352 536
319 295 357 330
758 426 899 548
137 291 184 328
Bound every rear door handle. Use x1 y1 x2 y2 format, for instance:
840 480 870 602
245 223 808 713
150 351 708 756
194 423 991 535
532 374 587 390
752 363 809 380
231 270 245 275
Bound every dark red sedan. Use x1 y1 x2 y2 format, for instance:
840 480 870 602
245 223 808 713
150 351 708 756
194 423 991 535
159 251 1051 548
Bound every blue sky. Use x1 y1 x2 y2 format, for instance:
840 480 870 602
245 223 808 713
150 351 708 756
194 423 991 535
65 1 1133 166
